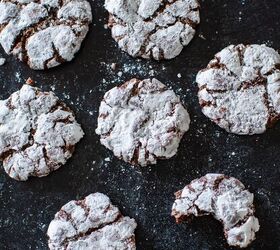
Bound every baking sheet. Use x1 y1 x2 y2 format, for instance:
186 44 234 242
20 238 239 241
0 0 280 249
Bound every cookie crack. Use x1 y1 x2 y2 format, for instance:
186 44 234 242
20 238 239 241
173 179 208 222
263 84 280 128
9 15 51 55
142 0 174 22
43 43 66 69
108 0 199 59
61 211 123 248
0 1 92 69
172 175 260 248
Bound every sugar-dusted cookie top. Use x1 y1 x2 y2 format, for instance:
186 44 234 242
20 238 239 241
172 173 260 248
0 0 92 69
47 193 137 249
105 0 200 60
96 78 190 166
197 44 280 135
0 84 84 180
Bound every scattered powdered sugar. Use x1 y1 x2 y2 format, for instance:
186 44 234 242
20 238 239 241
172 173 260 248
14 71 22 83
0 0 92 70
105 0 200 60
0 84 84 181
98 60 167 93
197 44 280 135
47 193 137 250
96 78 190 166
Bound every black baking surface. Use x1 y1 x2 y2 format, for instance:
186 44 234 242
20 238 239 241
0 0 280 249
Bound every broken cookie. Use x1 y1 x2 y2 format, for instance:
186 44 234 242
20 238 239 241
197 44 280 135
0 0 92 70
0 84 84 181
172 173 260 248
47 193 137 250
105 0 200 60
95 78 190 166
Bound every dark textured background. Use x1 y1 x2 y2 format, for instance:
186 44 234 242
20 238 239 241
0 0 280 249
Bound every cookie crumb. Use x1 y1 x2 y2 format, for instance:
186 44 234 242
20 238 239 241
111 63 117 71
0 58 6 66
199 34 206 40
26 78 34 85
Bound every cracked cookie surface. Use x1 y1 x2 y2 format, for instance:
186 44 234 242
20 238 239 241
47 193 137 250
197 44 280 135
0 0 92 70
0 84 84 181
172 173 260 248
104 0 200 60
95 78 190 166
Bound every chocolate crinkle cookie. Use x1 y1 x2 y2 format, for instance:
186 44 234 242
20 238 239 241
105 0 200 60
172 174 260 248
0 0 92 70
0 84 84 181
47 193 137 250
197 44 280 135
95 78 190 166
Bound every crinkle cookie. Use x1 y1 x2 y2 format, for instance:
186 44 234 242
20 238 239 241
47 193 137 250
95 78 190 166
197 44 280 135
0 84 84 181
105 0 200 60
0 0 92 70
172 174 260 248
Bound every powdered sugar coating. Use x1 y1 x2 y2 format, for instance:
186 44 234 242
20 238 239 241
105 0 200 60
172 174 260 248
197 44 280 135
95 78 190 166
0 0 92 70
47 193 137 250
0 84 84 181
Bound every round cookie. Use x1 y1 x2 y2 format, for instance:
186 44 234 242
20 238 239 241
47 193 137 250
0 0 92 70
96 79 190 166
105 0 200 60
172 173 260 248
96 78 190 166
0 84 84 181
197 44 280 135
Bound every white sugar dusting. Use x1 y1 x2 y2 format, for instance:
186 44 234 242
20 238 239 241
197 44 280 135
172 174 260 248
104 0 200 60
0 84 84 181
47 193 137 249
96 78 190 166
0 0 92 69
